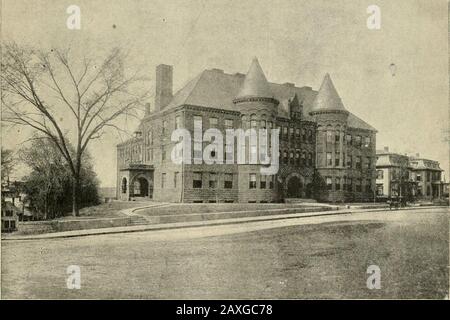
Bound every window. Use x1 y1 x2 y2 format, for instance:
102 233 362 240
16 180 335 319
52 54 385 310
194 116 202 131
249 173 257 189
326 152 333 167
225 144 233 163
121 178 127 193
302 153 307 166
225 119 233 129
251 120 258 129
209 117 218 128
356 156 362 169
308 130 313 143
296 152 300 166
377 184 383 196
326 130 333 143
416 174 421 182
161 173 166 188
335 177 341 190
302 128 306 141
356 179 362 192
296 128 300 138
209 173 217 189
260 120 266 129
346 134 352 145
308 153 313 166
364 137 371 147
355 135 362 147
347 178 353 192
162 120 168 135
326 177 332 190
289 127 295 139
426 172 431 182
174 172 179 188
283 151 288 164
366 179 372 192
289 151 294 165
193 172 202 188
377 170 384 179
347 155 353 168
283 126 288 139
147 131 153 146
260 175 267 189
335 132 340 143
193 116 203 162
366 157 372 169
269 175 274 189
224 173 233 189
161 146 166 161
175 116 181 129
335 153 340 167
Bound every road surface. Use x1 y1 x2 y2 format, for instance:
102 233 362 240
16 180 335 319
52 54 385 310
1 207 448 299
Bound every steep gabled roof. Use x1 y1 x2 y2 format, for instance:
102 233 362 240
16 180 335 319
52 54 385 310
236 57 273 99
311 73 347 112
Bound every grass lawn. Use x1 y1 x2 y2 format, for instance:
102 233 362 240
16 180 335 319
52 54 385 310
57 201 146 220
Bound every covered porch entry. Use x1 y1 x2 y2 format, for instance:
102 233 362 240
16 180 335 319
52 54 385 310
119 164 154 201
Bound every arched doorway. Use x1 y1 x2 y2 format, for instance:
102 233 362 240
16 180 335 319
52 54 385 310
133 177 149 197
287 176 302 198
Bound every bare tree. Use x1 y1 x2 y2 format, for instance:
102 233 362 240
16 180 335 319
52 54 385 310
1 42 148 216
1 147 15 182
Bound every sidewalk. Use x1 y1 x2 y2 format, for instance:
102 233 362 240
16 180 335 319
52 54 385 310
3 205 446 241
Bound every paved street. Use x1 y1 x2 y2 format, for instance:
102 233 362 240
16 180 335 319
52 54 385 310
1 207 448 299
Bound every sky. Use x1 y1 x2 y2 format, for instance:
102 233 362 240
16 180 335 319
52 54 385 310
2 0 448 187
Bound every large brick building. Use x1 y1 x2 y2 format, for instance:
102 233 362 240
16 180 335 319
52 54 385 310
117 58 377 203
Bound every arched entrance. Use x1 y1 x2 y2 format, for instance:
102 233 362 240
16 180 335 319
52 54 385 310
287 176 303 198
133 177 149 197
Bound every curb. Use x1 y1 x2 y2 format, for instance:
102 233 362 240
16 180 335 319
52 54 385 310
2 205 447 241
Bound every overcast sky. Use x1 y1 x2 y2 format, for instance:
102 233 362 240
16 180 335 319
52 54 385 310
2 0 448 186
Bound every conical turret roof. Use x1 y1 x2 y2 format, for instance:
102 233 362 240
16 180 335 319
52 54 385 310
311 74 346 112
236 57 273 99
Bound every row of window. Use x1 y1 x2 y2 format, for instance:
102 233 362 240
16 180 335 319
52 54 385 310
280 126 314 143
325 177 373 192
326 131 371 148
376 170 442 182
282 151 314 166
191 172 276 190
326 153 372 169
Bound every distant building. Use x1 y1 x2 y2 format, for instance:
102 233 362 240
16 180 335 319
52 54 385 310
376 148 444 200
117 58 377 203
1 201 19 232
409 155 444 199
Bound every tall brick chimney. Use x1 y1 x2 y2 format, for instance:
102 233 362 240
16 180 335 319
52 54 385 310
154 64 173 111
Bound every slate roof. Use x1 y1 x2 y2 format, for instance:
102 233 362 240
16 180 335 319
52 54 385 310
311 73 347 112
161 63 376 131
236 57 273 99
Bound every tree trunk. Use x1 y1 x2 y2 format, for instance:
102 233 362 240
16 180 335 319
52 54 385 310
72 174 80 217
